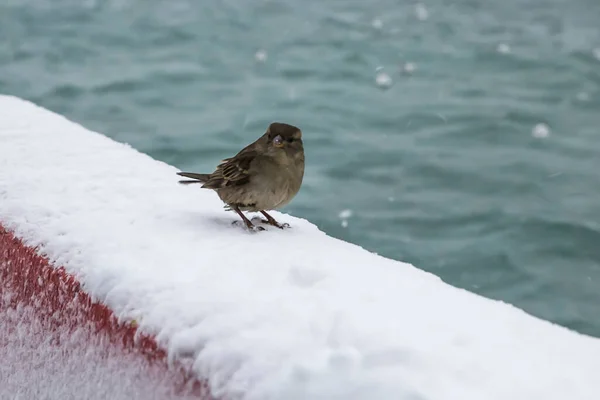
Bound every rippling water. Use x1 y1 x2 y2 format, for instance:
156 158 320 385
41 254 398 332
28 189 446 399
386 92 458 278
1 0 600 337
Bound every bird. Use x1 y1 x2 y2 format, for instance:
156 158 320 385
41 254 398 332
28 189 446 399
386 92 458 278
177 122 305 231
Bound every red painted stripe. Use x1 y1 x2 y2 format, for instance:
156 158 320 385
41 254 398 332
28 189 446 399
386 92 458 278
0 224 214 399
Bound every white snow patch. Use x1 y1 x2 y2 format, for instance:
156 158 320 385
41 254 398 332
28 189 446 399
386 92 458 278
1 95 600 400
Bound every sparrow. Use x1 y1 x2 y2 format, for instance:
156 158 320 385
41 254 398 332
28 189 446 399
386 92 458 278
177 122 305 231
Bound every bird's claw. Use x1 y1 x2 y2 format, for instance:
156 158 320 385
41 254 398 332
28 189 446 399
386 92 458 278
260 219 290 229
232 219 265 232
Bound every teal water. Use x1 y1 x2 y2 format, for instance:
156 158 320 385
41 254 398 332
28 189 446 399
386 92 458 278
1 0 600 337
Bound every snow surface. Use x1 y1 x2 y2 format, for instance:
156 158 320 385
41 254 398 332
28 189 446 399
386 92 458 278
1 95 600 400
0 297 201 400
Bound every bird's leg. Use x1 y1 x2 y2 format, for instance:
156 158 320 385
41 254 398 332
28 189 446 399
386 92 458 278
233 206 264 231
260 210 290 229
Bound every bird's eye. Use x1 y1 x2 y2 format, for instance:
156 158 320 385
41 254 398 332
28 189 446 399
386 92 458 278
272 135 283 146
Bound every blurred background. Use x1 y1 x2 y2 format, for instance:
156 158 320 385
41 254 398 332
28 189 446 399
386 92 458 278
1 0 599 337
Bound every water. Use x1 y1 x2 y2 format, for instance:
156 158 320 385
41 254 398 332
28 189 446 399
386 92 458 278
1 0 600 337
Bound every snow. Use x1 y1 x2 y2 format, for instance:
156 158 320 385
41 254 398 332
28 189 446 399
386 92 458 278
338 209 353 219
375 72 392 88
254 49 268 63
0 299 201 400
1 95 600 400
415 3 429 21
371 18 383 30
402 62 417 74
497 43 511 54
532 123 551 138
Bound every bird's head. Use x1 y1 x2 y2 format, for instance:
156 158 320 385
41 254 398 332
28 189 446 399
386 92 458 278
264 122 304 161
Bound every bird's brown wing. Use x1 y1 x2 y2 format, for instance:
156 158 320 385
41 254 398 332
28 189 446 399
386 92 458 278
201 151 257 189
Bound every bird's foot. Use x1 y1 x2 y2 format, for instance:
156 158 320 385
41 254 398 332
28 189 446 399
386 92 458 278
258 210 290 229
260 219 290 229
251 216 289 229
231 220 265 232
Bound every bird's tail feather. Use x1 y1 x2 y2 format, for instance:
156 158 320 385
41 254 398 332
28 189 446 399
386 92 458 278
177 171 210 184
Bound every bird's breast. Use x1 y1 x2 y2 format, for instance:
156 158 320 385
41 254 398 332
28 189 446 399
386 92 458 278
255 163 301 209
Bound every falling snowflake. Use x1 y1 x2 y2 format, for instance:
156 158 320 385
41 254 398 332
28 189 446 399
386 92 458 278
375 72 392 88
255 49 268 63
372 18 383 30
415 3 429 21
339 209 353 219
532 123 550 138
497 43 511 54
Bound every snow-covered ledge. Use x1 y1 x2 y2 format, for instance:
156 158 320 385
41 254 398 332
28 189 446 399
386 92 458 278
1 95 599 400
